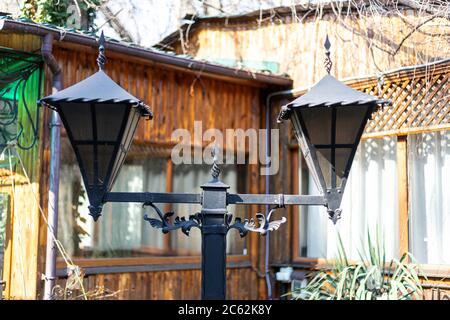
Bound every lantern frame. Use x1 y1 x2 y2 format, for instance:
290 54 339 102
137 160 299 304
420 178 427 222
39 32 152 220
277 37 389 222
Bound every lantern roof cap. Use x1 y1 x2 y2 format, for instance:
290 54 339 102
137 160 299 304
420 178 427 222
278 74 389 121
39 70 152 117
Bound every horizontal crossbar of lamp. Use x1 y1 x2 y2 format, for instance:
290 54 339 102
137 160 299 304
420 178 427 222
104 192 326 206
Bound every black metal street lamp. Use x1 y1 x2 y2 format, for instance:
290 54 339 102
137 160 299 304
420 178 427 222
39 32 152 221
39 34 388 300
277 37 390 223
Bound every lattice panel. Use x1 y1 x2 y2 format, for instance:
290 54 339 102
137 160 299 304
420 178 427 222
359 63 449 136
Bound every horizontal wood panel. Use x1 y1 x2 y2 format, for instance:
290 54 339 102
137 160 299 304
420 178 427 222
55 254 249 269
0 32 41 52
56 260 251 276
51 46 264 149
53 267 258 300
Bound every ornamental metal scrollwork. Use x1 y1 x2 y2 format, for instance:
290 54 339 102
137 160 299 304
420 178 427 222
243 207 286 236
0 49 42 153
143 202 201 236
227 214 248 238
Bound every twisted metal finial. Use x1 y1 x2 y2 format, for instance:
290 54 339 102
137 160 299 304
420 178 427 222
324 34 332 74
210 146 221 180
97 31 106 70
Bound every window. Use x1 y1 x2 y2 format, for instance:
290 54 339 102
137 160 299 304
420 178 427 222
171 163 247 255
408 131 450 265
298 137 399 260
58 138 248 259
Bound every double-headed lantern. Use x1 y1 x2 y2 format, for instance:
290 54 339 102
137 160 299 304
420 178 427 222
39 32 152 220
278 36 389 223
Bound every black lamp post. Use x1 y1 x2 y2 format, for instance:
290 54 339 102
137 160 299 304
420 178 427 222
40 34 388 300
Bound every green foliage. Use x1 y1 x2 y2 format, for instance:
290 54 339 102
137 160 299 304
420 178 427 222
292 230 425 300
20 0 101 31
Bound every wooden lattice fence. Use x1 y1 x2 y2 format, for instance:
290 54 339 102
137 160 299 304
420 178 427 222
347 59 449 139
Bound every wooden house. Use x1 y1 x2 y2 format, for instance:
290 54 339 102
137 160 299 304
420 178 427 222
157 1 450 299
0 0 448 301
0 17 292 299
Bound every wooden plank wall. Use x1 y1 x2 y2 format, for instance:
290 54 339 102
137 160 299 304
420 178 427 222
175 9 449 88
54 267 258 300
33 43 269 300
0 32 41 53
50 44 263 147
0 34 44 299
1 182 40 299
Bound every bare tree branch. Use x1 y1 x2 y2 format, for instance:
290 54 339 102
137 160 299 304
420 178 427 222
99 2 133 42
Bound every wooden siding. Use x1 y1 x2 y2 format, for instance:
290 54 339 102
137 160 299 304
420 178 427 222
53 266 258 300
0 31 41 53
1 182 40 299
2 11 447 299
50 45 263 148
0 62 44 299
36 43 268 300
173 9 449 88
0 29 273 299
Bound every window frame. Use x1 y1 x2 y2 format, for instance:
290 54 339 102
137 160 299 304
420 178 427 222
292 129 450 277
56 145 253 269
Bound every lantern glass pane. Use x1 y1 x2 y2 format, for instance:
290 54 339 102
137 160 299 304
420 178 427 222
335 147 353 186
95 103 128 142
316 148 332 188
97 144 115 185
300 107 331 145
76 145 94 184
123 108 140 147
59 103 93 141
336 105 369 144
108 107 141 189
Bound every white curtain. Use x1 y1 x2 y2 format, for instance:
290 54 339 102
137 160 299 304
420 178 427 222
58 159 167 257
141 159 166 249
409 131 450 265
97 164 145 253
299 137 399 260
223 166 246 255
58 164 92 256
171 163 245 255
58 165 77 255
59 159 247 257
172 164 210 255
96 160 167 254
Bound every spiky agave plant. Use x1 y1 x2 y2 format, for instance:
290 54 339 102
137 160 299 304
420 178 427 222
292 230 425 300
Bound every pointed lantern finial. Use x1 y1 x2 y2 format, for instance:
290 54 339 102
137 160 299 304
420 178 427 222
324 34 332 74
97 31 106 70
